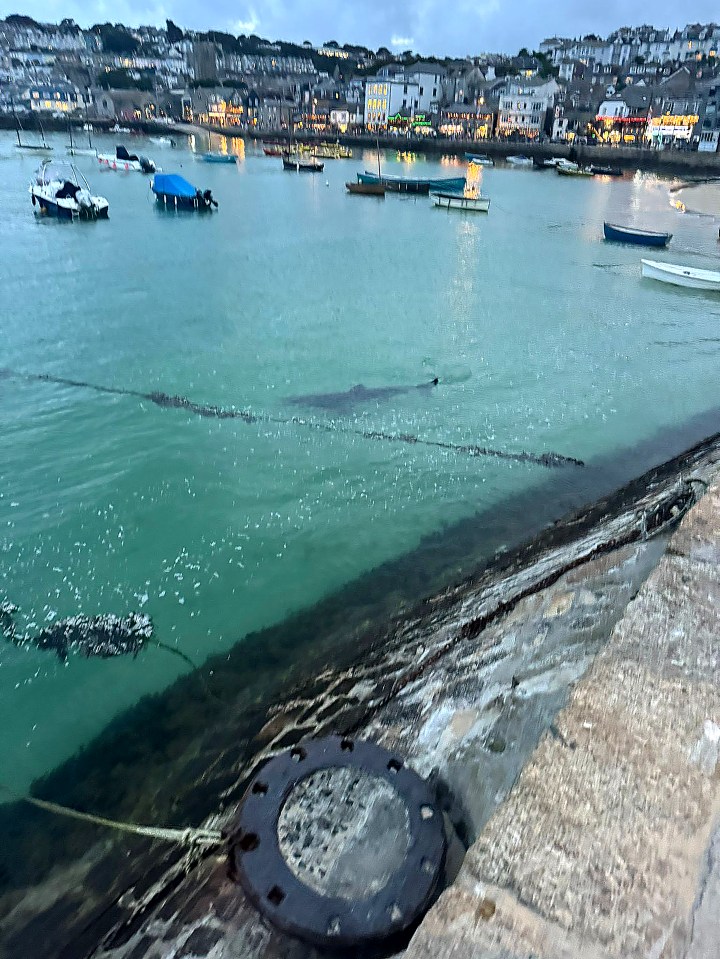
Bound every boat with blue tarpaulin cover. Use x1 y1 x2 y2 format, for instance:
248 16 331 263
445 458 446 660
151 173 217 211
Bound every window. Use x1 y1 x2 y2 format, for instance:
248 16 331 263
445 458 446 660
532 101 542 110
532 115 540 124
419 87 424 96
432 87 437 97
403 84 408 93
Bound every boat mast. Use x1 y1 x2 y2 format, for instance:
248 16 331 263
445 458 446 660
39 119 48 148
68 120 74 153
376 135 381 180
12 98 22 147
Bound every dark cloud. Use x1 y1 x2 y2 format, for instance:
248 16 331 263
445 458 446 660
5 0 720 56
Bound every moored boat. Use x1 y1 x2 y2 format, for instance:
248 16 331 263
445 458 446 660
98 145 156 173
506 155 533 167
604 222 672 247
465 153 494 166
346 181 386 196
29 160 108 219
432 191 490 212
357 171 465 194
151 173 217 211
556 159 593 176
263 143 284 156
283 155 324 172
641 259 720 290
313 141 353 159
591 164 623 177
431 160 489 212
202 152 238 163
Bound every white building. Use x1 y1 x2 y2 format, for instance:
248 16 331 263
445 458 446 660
363 61 445 129
497 79 558 138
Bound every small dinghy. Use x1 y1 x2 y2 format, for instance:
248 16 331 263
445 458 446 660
465 153 494 166
604 223 672 247
283 154 324 172
641 259 720 290
556 159 593 176
30 160 109 220
151 173 217 211
202 152 237 163
431 160 489 212
98 145 156 173
506 155 533 167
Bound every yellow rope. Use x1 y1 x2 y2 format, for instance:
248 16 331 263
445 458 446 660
0 785 222 847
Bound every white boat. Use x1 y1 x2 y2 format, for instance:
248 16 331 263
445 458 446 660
641 259 720 291
506 155 533 167
29 160 109 220
432 192 490 212
149 136 174 146
98 145 157 173
66 124 97 157
556 158 593 177
432 161 490 212
110 123 131 133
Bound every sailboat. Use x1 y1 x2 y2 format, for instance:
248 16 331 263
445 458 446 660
14 104 53 153
66 121 97 157
346 137 386 195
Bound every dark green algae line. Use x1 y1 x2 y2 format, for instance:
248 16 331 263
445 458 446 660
0 368 584 470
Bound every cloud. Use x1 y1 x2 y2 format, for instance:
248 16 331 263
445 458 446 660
5 0 720 58
229 13 259 34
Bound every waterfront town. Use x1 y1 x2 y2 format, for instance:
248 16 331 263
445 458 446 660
2 15 720 151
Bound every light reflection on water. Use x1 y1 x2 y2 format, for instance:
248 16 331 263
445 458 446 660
0 132 719 795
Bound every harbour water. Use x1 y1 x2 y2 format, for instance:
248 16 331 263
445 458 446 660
1 130 720 812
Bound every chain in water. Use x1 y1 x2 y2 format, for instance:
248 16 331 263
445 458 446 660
1 369 584 469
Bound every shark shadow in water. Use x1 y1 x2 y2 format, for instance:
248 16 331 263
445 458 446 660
288 378 439 413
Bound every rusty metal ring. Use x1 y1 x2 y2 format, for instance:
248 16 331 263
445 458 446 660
229 735 446 948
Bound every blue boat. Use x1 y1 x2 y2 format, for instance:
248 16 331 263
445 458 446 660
603 222 672 247
202 152 238 163
357 171 465 194
151 173 217 211
465 153 494 166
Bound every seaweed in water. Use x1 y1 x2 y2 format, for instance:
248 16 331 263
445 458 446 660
0 605 153 662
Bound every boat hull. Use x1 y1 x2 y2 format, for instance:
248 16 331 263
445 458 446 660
358 172 465 194
283 157 324 172
465 154 494 166
202 154 237 163
30 186 109 220
641 259 720 290
431 191 490 212
604 223 672 247
346 181 386 196
506 156 533 167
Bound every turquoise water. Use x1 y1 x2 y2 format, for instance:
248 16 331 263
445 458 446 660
1 131 719 795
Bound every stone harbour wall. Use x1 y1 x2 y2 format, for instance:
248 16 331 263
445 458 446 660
407 478 720 959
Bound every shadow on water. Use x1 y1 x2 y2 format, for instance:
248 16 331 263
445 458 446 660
1 400 719 914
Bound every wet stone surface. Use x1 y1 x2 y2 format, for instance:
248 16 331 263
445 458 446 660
277 767 410 900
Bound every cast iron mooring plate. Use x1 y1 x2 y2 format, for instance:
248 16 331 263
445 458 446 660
229 735 446 949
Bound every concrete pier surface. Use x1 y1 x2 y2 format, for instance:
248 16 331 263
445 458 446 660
407 477 720 959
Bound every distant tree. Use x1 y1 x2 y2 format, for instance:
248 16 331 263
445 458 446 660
59 18 78 32
95 24 140 55
207 30 240 53
166 19 184 44
5 13 40 27
376 46 392 59
98 68 152 91
324 39 339 48
518 46 530 57
634 54 645 65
